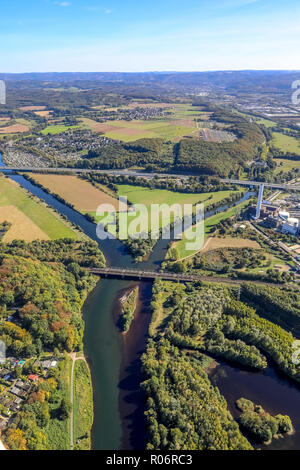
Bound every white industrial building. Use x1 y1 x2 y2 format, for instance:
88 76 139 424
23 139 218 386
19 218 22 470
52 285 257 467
282 217 300 236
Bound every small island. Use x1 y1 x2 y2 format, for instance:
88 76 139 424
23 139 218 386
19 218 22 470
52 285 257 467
236 398 293 444
119 286 139 332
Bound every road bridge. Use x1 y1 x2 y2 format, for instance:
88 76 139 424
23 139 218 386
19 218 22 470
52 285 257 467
89 267 285 287
0 166 299 191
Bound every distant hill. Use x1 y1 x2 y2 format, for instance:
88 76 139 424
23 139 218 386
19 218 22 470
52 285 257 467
0 70 299 93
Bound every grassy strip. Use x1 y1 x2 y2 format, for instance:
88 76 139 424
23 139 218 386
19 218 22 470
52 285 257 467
45 357 72 450
73 360 93 450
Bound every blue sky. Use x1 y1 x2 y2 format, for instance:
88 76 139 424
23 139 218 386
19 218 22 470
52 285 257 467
1 0 299 72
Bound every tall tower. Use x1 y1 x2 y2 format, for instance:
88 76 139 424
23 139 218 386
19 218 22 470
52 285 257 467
255 184 264 219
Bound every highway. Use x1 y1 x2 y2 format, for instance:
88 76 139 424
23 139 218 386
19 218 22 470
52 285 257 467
1 165 300 191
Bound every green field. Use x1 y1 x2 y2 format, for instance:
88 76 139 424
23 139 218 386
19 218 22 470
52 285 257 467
174 199 250 259
272 132 300 155
0 176 79 240
90 185 240 239
117 185 235 208
274 158 300 174
41 124 80 135
103 119 197 142
256 118 277 128
73 360 93 450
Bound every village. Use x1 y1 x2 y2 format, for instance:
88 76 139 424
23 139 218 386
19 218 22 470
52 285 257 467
1 129 114 167
0 354 58 434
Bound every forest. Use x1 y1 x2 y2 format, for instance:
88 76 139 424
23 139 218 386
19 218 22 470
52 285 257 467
0 239 105 450
141 280 300 449
0 239 105 355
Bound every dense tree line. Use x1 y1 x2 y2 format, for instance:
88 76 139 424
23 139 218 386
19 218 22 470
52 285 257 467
0 240 105 355
241 284 300 338
236 398 292 444
142 280 300 449
141 340 252 450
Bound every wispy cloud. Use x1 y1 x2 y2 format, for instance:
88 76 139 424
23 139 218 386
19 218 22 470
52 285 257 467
50 1 72 7
83 5 112 14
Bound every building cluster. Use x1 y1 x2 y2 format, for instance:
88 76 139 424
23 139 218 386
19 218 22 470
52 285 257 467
252 203 300 236
2 130 115 166
117 106 166 121
0 356 58 433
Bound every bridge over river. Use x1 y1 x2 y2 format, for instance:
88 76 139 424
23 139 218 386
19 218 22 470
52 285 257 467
89 266 286 288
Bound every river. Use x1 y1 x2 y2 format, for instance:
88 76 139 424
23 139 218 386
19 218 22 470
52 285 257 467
1 157 300 450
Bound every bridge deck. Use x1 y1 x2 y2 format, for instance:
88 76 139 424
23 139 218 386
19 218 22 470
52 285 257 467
89 267 284 287
0 167 300 190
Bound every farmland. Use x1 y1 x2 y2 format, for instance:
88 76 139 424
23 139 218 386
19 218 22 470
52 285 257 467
30 174 126 214
81 104 212 142
0 118 32 134
0 176 80 241
94 119 197 142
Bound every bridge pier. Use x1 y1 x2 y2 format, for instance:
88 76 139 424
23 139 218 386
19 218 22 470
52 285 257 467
255 183 264 220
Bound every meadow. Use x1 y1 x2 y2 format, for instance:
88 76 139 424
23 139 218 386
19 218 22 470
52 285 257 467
117 184 235 208
272 132 300 155
173 199 250 259
274 158 300 174
0 176 79 241
256 118 277 128
73 360 93 450
101 185 242 238
41 124 80 135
